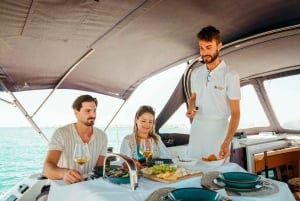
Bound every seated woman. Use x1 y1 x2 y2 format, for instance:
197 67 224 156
120 105 172 169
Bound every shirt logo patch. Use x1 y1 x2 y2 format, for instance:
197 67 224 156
214 85 224 90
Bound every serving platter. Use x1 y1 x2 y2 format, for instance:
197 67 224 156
143 171 203 184
201 158 225 167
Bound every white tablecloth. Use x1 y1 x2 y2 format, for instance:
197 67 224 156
48 162 295 201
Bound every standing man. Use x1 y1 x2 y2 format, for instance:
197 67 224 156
37 95 107 201
186 26 240 160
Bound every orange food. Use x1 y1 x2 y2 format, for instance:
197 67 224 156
202 154 218 161
201 157 209 161
208 154 217 161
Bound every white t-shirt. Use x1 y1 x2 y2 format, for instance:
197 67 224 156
191 60 241 119
48 124 107 174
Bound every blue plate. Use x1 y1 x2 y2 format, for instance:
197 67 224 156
218 172 261 189
168 187 221 201
106 173 142 184
225 184 262 192
214 178 263 192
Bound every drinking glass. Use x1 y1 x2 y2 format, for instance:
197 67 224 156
139 138 153 165
73 143 90 174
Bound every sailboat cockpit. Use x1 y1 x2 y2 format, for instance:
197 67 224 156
1 0 300 200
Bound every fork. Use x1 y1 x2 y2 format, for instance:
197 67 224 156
259 176 273 186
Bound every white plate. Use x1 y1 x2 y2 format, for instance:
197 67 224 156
173 158 198 168
201 158 225 167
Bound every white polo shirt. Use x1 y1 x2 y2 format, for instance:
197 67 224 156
191 60 241 119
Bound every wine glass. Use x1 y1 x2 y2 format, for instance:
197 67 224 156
73 143 90 175
139 138 153 165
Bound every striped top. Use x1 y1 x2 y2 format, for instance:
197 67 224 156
48 124 107 174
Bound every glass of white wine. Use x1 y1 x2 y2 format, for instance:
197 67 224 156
139 138 153 165
73 143 90 175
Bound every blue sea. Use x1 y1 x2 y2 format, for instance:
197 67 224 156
0 126 133 196
0 126 188 196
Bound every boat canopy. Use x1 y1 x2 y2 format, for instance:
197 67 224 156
1 0 300 100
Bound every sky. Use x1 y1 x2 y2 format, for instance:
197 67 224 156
0 63 187 128
1 63 299 131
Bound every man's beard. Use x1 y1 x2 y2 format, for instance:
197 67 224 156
84 118 95 126
202 50 219 64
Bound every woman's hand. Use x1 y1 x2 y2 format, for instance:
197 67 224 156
122 159 144 170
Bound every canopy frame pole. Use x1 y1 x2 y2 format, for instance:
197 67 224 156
104 100 127 132
0 48 94 142
0 97 13 105
0 80 49 142
32 48 95 118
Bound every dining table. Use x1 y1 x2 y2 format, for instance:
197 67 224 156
47 161 296 201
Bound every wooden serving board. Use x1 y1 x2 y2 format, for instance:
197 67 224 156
143 172 203 183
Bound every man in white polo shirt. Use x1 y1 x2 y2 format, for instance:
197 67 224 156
186 26 241 161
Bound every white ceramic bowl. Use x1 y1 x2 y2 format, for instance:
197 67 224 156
201 158 225 167
173 158 198 168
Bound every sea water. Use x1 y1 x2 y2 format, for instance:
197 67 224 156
0 125 189 196
0 126 133 196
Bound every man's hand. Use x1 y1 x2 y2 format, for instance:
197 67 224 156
186 109 197 118
63 169 84 184
219 142 230 159
186 93 198 118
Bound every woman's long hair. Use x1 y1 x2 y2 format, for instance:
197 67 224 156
133 105 159 144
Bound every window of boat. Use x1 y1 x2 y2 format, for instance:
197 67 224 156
108 63 187 151
159 104 191 134
238 84 269 129
263 74 300 130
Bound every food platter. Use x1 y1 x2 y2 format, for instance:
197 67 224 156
201 154 225 167
147 158 173 167
143 171 203 183
201 158 225 167
91 165 142 184
142 165 202 183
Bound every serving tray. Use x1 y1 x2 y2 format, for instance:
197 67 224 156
143 171 203 183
